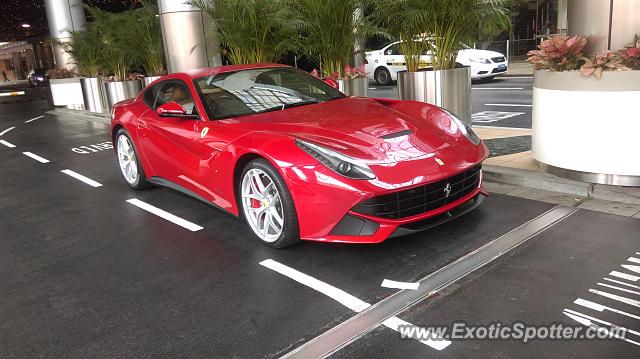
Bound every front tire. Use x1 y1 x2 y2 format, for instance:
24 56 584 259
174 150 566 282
374 67 392 86
115 129 150 190
239 159 300 248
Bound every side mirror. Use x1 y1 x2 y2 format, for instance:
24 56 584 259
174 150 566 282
324 78 339 90
157 102 198 119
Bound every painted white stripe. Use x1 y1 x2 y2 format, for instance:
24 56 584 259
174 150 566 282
610 270 640 282
589 289 640 308
0 126 15 136
25 115 44 123
622 264 640 274
126 198 203 231
597 282 640 296
628 257 640 264
22 151 49 163
381 279 420 290
563 309 640 346
382 316 450 350
484 103 532 107
61 169 102 188
604 277 640 289
260 259 370 312
503 76 533 79
0 139 16 148
260 259 450 350
472 87 523 90
574 298 640 321
0 91 25 97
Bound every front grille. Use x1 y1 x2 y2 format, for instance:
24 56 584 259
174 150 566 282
492 67 507 73
352 165 481 219
491 56 506 63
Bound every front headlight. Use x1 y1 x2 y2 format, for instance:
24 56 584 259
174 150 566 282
442 109 481 145
295 139 376 180
469 57 490 64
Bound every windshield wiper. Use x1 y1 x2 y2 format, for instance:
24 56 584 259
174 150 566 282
326 94 346 101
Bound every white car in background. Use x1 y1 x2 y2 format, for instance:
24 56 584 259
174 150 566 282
365 41 508 85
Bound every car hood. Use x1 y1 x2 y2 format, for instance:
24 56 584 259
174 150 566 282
224 97 477 165
458 49 505 59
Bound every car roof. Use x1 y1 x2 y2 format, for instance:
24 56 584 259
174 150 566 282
181 63 291 79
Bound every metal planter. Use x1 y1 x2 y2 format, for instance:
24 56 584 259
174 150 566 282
81 77 108 113
397 67 471 125
338 78 368 97
143 76 161 87
104 80 143 110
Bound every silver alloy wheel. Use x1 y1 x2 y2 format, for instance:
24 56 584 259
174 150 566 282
117 134 139 185
241 168 284 243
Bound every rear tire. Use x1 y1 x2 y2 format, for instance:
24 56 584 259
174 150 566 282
374 67 392 86
239 159 300 248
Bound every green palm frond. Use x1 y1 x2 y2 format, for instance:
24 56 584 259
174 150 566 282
188 0 298 65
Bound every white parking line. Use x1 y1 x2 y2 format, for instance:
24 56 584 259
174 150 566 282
563 309 640 347
22 151 50 163
260 259 451 351
0 139 16 148
502 76 533 79
597 282 640 296
610 270 640 282
574 298 640 321
628 257 640 264
588 288 640 308
25 115 45 123
381 279 419 290
472 87 524 90
0 126 15 136
126 198 203 231
0 91 25 97
484 103 532 107
604 277 640 289
61 169 103 188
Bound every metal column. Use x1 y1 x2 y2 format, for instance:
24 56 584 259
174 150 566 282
567 0 640 54
44 0 86 70
158 0 221 73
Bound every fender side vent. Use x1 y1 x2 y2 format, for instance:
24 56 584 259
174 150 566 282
380 129 414 139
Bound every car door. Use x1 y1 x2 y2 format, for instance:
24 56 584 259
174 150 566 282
136 79 207 195
383 43 407 74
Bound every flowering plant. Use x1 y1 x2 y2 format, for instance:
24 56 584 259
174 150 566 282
309 64 367 80
528 34 640 79
526 35 587 72
579 50 627 79
46 68 78 79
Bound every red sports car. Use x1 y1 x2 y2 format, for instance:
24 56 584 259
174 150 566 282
111 64 488 248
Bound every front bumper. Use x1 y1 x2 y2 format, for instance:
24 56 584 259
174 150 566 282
471 62 508 79
285 162 487 244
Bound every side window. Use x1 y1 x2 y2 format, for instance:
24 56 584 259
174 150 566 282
143 83 162 109
157 80 197 115
385 45 402 56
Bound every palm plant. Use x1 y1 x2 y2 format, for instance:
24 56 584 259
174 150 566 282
130 1 166 76
375 0 511 71
60 30 103 77
87 6 139 81
188 0 297 64
289 0 374 77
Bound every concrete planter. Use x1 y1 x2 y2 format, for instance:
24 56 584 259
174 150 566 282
81 78 108 114
49 78 84 109
143 76 161 87
104 80 143 110
532 69 640 186
338 78 368 97
397 67 471 125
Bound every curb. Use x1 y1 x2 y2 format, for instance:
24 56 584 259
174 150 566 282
47 107 110 125
483 165 640 205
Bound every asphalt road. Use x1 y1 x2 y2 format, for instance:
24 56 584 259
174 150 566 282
368 76 533 129
0 94 638 358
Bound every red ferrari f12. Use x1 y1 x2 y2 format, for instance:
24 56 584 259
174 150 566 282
111 64 488 247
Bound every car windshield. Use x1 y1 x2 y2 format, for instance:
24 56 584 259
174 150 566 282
193 67 345 120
